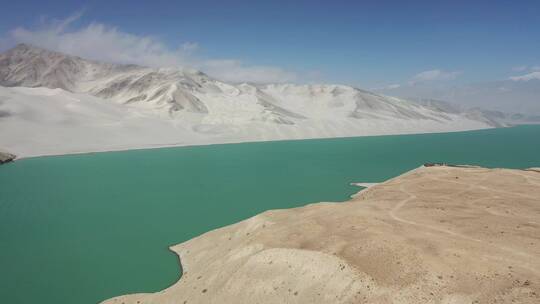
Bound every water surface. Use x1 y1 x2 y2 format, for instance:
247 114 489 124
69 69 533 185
1 125 540 304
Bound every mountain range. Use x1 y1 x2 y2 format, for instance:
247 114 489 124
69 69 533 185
0 44 521 157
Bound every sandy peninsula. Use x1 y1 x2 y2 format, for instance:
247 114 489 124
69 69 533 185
102 165 540 304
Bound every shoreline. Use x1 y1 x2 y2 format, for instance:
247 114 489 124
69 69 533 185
10 125 499 160
99 169 425 303
101 165 540 303
102 166 426 304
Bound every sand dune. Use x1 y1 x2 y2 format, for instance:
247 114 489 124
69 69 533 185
0 86 492 158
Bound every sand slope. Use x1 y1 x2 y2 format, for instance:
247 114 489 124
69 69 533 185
0 45 498 157
102 166 540 304
0 86 492 158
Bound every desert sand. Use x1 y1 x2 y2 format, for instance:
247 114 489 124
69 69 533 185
102 165 540 304
0 86 492 158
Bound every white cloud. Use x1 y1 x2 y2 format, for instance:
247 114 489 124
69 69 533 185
11 23 188 67
203 59 296 83
4 12 298 83
512 65 528 72
370 83 401 91
512 65 540 72
509 71 540 81
371 70 459 91
409 69 461 85
181 42 199 53
385 84 401 89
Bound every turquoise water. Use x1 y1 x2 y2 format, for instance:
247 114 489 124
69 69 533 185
1 125 540 304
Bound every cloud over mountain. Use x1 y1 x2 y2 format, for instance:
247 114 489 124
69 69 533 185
409 69 461 85
510 71 540 81
2 12 298 83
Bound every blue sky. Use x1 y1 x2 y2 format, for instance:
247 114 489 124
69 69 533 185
1 0 540 88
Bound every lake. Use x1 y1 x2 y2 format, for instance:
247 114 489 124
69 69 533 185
1 125 539 304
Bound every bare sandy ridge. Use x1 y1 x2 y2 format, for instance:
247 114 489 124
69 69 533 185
102 166 540 304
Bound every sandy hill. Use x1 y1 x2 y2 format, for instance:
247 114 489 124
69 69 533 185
101 165 540 304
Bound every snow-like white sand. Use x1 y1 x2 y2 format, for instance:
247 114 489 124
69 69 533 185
0 86 492 158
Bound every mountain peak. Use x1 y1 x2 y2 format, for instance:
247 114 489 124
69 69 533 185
0 44 94 91
13 43 31 50
7 43 53 55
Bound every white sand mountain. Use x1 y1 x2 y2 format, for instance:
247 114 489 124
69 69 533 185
415 98 540 127
1 44 495 157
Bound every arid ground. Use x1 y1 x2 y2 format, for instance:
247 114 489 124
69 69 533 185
103 165 540 304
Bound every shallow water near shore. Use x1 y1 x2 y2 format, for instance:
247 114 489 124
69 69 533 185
1 125 540 304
